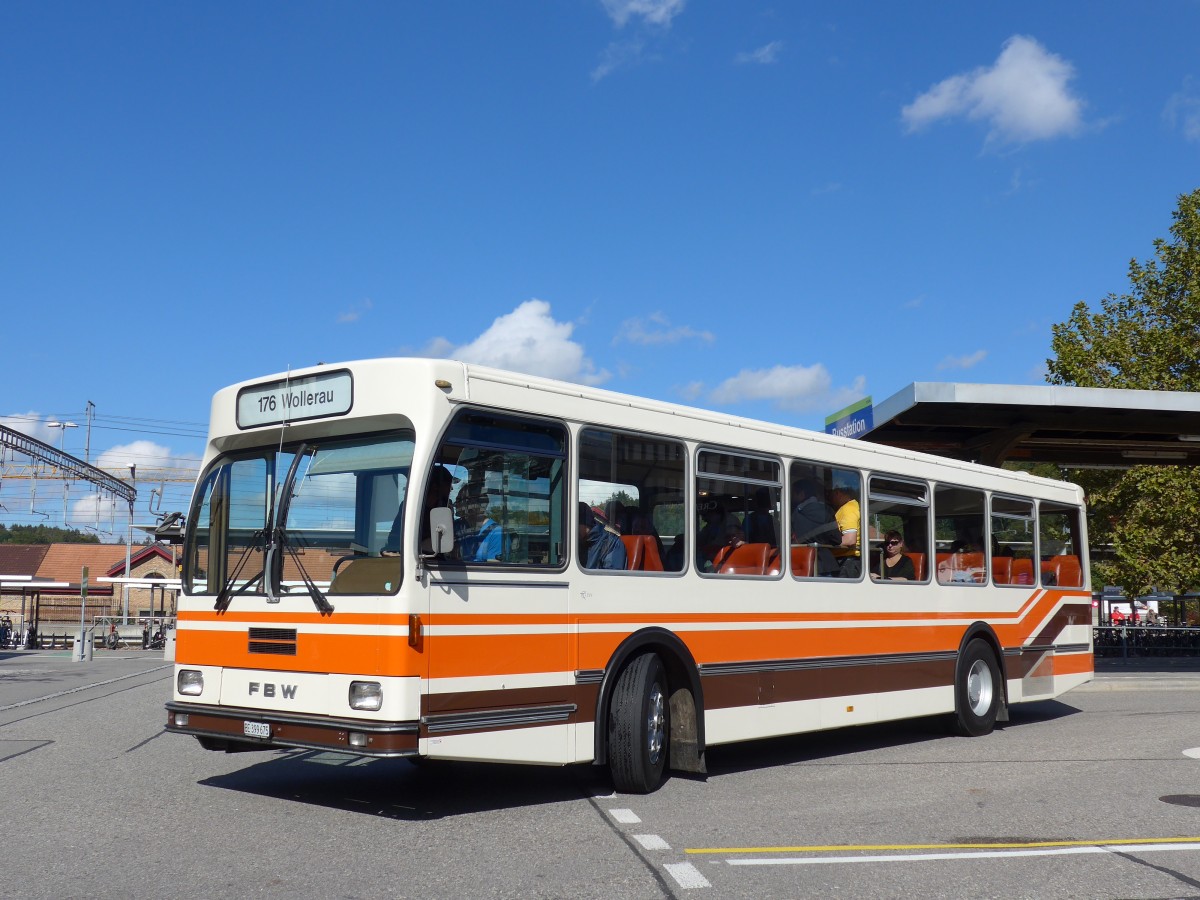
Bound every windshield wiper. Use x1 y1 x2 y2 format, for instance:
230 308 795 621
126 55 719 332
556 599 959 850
214 529 267 612
274 526 335 615
266 441 334 615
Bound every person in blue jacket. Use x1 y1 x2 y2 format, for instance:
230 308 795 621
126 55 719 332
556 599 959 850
579 502 627 570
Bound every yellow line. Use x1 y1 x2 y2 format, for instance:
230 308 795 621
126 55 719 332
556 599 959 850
686 837 1200 855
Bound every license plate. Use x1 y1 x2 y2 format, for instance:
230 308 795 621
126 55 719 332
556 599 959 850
243 721 271 739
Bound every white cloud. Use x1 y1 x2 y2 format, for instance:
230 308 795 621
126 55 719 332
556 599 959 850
592 0 684 82
95 440 183 475
937 349 988 371
600 0 685 28
614 313 714 346
0 412 57 444
1165 78 1200 142
337 298 373 324
421 299 610 386
902 35 1084 143
678 381 704 401
735 41 783 65
709 364 867 413
69 493 119 529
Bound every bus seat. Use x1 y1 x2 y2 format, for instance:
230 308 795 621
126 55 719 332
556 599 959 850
716 542 773 575
765 549 781 576
621 535 644 571
905 552 926 581
640 536 665 572
791 545 817 577
992 557 1012 584
1042 555 1082 588
328 557 401 595
1011 557 1035 584
954 552 986 583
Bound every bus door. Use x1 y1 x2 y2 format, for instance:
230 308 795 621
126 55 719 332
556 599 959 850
419 411 572 763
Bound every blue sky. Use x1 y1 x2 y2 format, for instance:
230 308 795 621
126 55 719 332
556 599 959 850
2 1 1198 540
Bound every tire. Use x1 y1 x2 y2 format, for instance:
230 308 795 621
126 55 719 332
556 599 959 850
953 638 1001 737
608 653 669 794
105 632 118 650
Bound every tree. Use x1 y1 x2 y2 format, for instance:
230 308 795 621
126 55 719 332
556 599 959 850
0 523 101 545
1047 188 1200 595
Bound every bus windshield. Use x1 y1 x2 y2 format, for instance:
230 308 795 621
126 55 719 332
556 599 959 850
184 431 415 596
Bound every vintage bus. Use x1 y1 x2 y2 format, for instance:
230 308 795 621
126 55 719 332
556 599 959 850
165 358 1092 793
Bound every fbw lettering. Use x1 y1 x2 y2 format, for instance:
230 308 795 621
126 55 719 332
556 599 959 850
248 682 297 699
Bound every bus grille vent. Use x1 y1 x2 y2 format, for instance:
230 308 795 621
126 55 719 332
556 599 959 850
248 627 298 655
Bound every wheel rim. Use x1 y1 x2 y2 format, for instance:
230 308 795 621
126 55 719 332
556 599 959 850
966 659 994 717
646 682 665 766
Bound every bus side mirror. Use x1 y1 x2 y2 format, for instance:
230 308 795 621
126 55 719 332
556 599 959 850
429 507 455 555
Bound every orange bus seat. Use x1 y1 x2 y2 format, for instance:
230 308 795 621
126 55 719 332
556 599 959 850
1042 555 1082 587
765 549 781 576
791 545 817 577
716 542 773 575
992 557 1012 584
621 535 644 570
640 536 665 572
1011 557 1035 584
905 552 926 581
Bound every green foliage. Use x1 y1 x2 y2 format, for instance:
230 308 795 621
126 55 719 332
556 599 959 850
1047 188 1200 594
0 524 102 545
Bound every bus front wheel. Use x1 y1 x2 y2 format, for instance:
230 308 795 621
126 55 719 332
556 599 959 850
953 639 1001 737
608 653 669 794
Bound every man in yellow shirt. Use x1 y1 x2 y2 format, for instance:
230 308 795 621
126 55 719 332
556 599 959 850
828 478 861 578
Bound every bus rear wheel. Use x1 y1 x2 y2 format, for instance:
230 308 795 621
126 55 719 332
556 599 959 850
953 638 1001 737
608 653 669 794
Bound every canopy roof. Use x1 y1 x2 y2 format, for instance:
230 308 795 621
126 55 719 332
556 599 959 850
864 383 1200 468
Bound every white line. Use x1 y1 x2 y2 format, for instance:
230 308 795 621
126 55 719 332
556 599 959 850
634 834 670 851
1183 747 1200 759
726 843 1200 866
0 665 172 712
609 808 641 824
665 862 711 889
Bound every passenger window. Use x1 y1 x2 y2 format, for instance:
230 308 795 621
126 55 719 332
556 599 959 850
697 450 782 577
933 485 986 585
866 475 929 583
578 429 685 572
1038 502 1085 588
788 462 862 579
433 411 567 567
991 496 1036 586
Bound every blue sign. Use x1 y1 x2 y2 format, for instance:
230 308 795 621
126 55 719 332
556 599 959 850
825 397 873 439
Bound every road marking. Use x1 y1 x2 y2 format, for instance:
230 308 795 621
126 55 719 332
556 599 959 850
1183 747 1200 759
664 862 711 889
725 842 1200 866
609 808 641 824
633 834 670 850
687 836 1200 855
0 665 171 712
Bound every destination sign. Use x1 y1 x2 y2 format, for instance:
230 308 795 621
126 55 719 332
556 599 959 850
236 370 353 429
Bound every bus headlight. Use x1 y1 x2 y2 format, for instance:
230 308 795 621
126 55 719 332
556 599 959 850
177 669 204 696
349 681 382 711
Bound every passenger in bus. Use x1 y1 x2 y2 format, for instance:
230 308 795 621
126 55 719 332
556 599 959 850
457 485 504 562
697 499 739 569
743 487 779 547
873 530 915 581
828 479 861 578
579 502 628 570
790 478 840 576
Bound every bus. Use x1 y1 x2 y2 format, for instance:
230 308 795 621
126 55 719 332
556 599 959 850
165 358 1092 793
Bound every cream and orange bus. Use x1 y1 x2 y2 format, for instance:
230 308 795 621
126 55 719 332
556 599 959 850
165 358 1092 793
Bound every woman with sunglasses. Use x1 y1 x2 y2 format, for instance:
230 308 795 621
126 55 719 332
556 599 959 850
875 529 915 581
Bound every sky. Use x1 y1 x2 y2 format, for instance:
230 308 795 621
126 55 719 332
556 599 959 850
2 1 1199 541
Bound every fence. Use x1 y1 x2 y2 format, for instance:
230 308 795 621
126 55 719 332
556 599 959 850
1093 625 1200 659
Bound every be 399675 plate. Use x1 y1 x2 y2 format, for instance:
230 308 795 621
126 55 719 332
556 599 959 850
243 720 271 739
